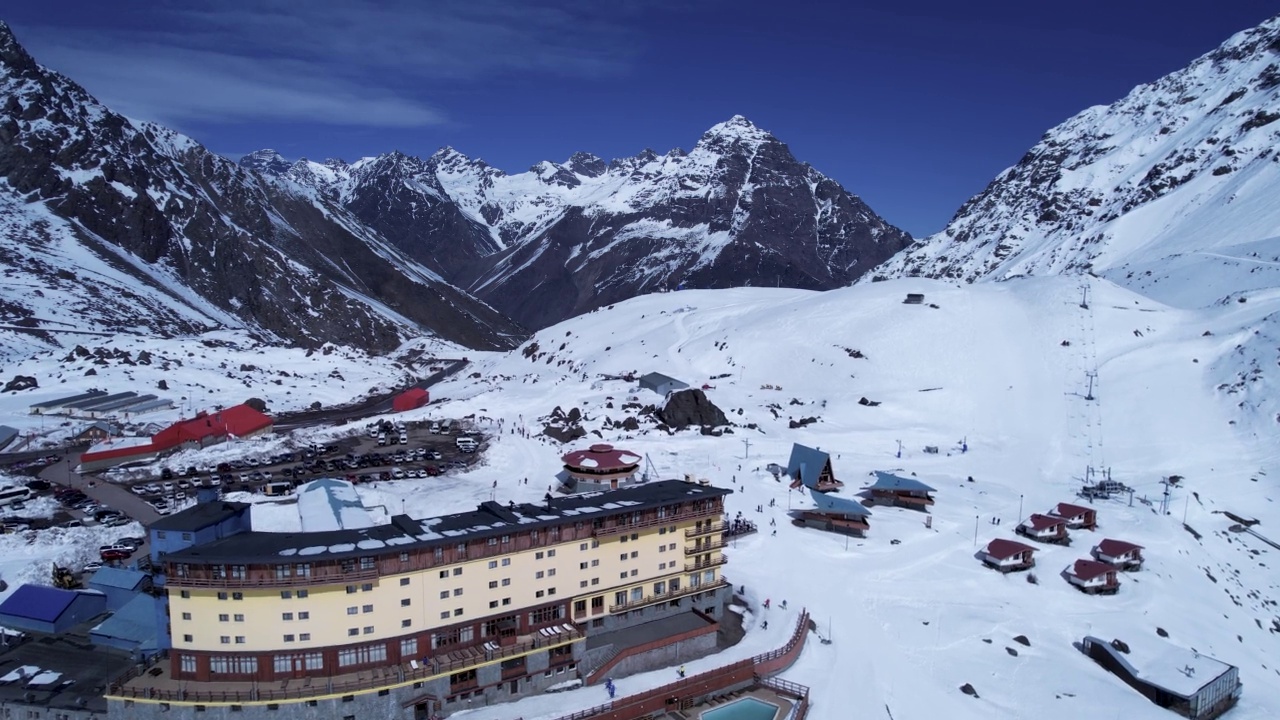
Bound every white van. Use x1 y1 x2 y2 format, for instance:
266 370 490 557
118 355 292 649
455 436 478 453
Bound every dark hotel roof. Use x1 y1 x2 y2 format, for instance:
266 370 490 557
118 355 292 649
163 479 731 565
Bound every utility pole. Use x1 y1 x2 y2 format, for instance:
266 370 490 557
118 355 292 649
741 438 751 460
1079 283 1090 309
1084 371 1097 401
895 440 903 459
1183 494 1190 524
1018 494 1024 523
973 515 979 547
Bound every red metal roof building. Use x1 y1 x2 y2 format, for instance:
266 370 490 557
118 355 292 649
1065 558 1120 594
392 387 429 412
1051 502 1098 530
1016 513 1070 545
561 444 642 492
79 404 273 472
1092 539 1145 571
980 538 1037 572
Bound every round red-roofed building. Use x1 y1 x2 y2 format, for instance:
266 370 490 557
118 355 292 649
560 443 642 492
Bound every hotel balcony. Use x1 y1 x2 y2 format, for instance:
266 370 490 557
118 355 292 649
684 539 727 556
608 577 729 613
685 521 726 538
685 555 728 573
169 566 381 588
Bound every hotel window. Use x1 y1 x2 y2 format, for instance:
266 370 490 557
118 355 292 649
348 607 358 615
453 589 463 597
670 578 680 591
175 563 189 577
654 581 666 595
232 592 243 601
183 634 193 642
230 565 246 579
591 578 599 586
273 655 290 673
550 527 560 540
280 590 292 599
502 598 511 606
536 551 545 560
362 605 373 613
488 581 498 589
400 638 418 656
630 569 638 577
580 580 588 589
591 559 599 567
348 628 359 636
180 655 196 673
488 560 497 569
502 578 511 586
548 568 556 576
439 591 448 599
619 572 627 580
300 633 311 641
579 543 588 551
219 614 229 622
548 549 556 557
434 547 443 562
295 563 311 577
501 535 510 544
181 612 192 620
360 557 375 570
212 565 225 579
703 570 715 584
180 590 190 599
183 532 193 541
454 608 464 617
630 588 642 602
619 554 627 561
339 558 354 572
400 577 410 586
362 583 374 592
402 619 412 628
659 527 667 535
399 552 409 562
536 590 544 598
157 531 167 539
487 538 497 546
346 586 357 594
501 558 511 566
440 611 450 620
536 571 545 580
363 626 374 635
669 543 676 551
298 612 310 620
401 598 410 607
439 570 448 579
282 612 293 621
233 614 244 622
620 535 627 543
629 533 637 542
658 506 668 518
235 636 246 644
337 643 387 668
220 636 230 644
297 589 309 598
209 655 257 675
579 562 588 570
574 600 586 615
548 587 556 596
305 652 323 670
668 525 676 533
283 634 295 643
452 568 462 576
591 539 599 548
629 551 637 559
455 543 466 558
490 600 499 608
216 592 228 600
659 545 666 553
532 530 539 541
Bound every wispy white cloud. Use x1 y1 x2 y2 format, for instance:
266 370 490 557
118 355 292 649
17 0 641 128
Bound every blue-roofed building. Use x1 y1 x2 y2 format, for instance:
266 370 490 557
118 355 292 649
90 593 163 657
785 443 844 493
638 372 689 396
790 487 872 537
87 566 151 611
865 471 937 512
148 500 251 574
0 585 107 633
296 478 377 532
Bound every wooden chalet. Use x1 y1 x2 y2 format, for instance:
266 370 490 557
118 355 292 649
1050 502 1098 530
786 443 844 493
1064 558 1120 594
1081 636 1241 720
865 471 935 511
980 538 1037 573
790 490 871 537
1016 513 1070 545
1092 539 1144 571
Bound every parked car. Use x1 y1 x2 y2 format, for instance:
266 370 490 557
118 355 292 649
160 467 174 480
99 548 129 561
130 486 148 496
113 539 139 552
82 561 103 573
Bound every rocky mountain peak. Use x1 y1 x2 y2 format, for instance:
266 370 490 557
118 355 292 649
698 114 774 148
565 151 606 177
238 149 292 176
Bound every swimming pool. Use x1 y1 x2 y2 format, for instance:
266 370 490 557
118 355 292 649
699 697 779 720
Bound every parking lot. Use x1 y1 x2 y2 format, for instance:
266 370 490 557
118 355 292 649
117 418 486 508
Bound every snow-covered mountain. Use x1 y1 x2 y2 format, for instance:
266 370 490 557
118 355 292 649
0 22 523 357
870 14 1280 302
247 116 913 329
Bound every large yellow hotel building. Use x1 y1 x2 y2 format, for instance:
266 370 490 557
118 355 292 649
117 479 732 717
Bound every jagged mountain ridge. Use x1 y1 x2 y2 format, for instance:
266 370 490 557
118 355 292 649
0 22 523 355
869 14 1280 298
246 116 914 329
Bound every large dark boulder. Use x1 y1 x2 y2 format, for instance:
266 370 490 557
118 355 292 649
656 389 728 430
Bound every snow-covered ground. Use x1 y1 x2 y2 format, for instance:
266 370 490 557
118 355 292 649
2 275 1277 719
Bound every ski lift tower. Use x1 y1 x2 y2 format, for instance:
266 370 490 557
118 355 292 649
640 454 659 483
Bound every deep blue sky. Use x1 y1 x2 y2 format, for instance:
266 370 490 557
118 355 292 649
7 1 1277 236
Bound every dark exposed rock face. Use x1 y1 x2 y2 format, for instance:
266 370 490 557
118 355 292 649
251 116 913 331
3 375 37 392
0 22 522 353
656 389 729 430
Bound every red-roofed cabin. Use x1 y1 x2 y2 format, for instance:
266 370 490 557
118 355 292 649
1064 558 1120 594
980 538 1037 573
1016 514 1070 545
1092 539 1144 571
151 404 274 452
561 444 642 492
1050 502 1098 530
392 387 429 412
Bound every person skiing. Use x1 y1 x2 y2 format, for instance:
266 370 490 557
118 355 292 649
780 600 787 609
677 665 686 678
763 598 770 609
761 620 768 630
